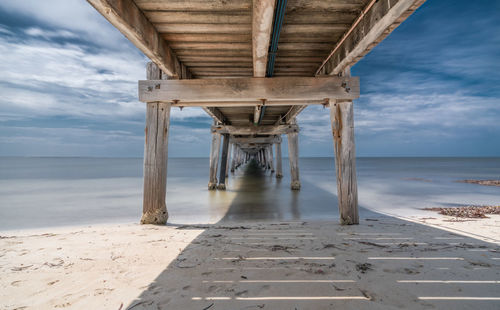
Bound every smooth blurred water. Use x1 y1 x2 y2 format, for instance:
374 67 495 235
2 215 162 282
0 157 498 230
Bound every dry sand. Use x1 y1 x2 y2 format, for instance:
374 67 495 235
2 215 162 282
1 215 499 309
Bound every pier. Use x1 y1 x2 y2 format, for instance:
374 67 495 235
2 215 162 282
87 0 426 225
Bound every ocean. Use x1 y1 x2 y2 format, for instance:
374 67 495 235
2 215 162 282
0 157 499 230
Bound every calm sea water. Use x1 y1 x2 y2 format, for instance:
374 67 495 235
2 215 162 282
0 157 499 230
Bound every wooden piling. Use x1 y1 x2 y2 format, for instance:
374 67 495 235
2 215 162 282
330 99 359 225
226 142 232 177
217 133 230 190
208 129 221 190
287 132 301 190
141 62 171 225
275 142 283 178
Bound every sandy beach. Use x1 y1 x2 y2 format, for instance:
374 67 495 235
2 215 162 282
1 212 499 309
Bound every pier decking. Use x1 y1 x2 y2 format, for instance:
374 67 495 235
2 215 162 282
87 0 426 225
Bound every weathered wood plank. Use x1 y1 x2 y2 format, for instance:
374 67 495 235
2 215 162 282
213 124 298 135
171 100 323 107
286 0 366 11
275 142 283 178
208 129 221 190
231 136 281 144
146 11 251 24
87 0 188 78
319 0 426 75
330 100 358 225
141 101 171 224
253 0 276 77
203 107 227 124
135 0 252 11
218 133 230 190
170 42 251 50
139 77 359 102
155 24 251 34
163 33 251 43
287 131 300 190
281 24 350 35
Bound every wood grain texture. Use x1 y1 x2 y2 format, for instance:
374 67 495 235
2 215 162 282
213 124 298 135
330 100 358 225
287 131 300 190
141 101 171 225
218 134 230 190
320 0 426 75
87 0 189 78
275 142 283 178
253 0 276 77
139 77 359 102
208 130 221 190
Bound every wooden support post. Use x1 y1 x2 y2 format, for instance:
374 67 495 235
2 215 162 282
226 142 232 177
287 132 301 190
231 145 236 172
218 133 230 190
208 130 221 190
269 145 275 173
275 142 283 178
142 63 171 225
330 99 359 225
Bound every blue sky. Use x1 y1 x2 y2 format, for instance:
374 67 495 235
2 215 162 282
0 0 498 157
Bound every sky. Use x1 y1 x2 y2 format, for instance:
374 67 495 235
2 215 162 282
0 0 499 158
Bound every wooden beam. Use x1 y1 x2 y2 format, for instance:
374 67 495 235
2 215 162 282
87 0 190 79
285 105 308 124
318 0 426 76
172 100 324 108
253 0 276 77
134 0 251 11
212 124 298 135
203 107 227 124
139 77 359 102
231 136 281 144
330 100 358 225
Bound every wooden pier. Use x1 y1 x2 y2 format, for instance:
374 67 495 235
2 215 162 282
87 0 426 225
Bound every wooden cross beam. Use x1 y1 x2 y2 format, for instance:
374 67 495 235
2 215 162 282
212 124 298 135
230 135 281 144
317 0 426 76
139 77 359 103
87 0 191 79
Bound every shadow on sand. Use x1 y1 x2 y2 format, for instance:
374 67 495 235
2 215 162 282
126 161 500 310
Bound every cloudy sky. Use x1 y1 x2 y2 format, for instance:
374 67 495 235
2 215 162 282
0 0 498 157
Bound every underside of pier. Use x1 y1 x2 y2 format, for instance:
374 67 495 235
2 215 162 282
87 0 426 225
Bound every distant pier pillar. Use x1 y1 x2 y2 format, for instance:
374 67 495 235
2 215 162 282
231 144 236 172
217 133 230 190
269 145 275 173
226 142 232 177
330 99 359 225
141 62 170 225
287 130 300 190
275 142 283 178
208 127 221 190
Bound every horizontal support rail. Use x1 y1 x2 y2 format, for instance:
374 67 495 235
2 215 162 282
139 77 359 103
212 124 298 135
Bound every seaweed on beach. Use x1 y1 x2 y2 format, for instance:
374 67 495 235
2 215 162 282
457 179 500 187
423 205 500 218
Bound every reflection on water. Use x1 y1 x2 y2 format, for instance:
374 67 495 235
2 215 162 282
0 157 499 230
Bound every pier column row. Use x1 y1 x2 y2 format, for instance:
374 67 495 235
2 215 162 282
275 142 283 178
141 62 170 225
